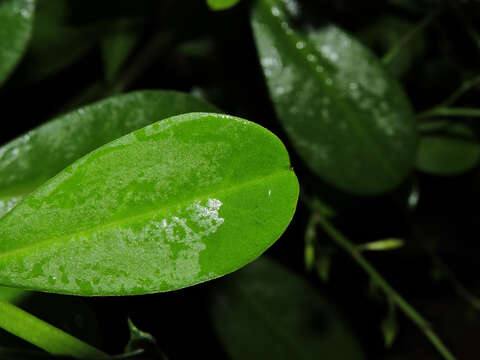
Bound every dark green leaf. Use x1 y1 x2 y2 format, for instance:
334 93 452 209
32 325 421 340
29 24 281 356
416 123 480 175
211 258 365 360
0 90 218 219
0 113 299 295
206 0 240 11
101 20 141 83
15 0 102 84
251 0 418 195
0 0 35 85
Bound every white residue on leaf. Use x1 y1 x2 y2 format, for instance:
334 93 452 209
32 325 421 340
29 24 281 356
3 198 225 294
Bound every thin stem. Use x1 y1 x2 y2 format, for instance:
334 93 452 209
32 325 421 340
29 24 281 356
0 300 106 358
433 256 480 311
382 11 438 65
313 214 456 360
441 75 480 107
416 107 480 120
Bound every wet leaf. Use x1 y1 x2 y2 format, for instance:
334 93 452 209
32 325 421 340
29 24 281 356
0 90 218 219
0 113 299 295
207 0 240 11
251 0 418 195
211 258 365 360
0 0 35 85
416 123 480 175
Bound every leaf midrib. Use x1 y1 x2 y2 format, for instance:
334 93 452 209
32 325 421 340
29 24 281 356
0 169 293 261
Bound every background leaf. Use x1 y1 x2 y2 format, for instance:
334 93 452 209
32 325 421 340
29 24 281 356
0 90 218 219
0 113 299 295
0 0 35 85
416 123 480 176
101 19 141 84
251 0 418 195
211 258 365 360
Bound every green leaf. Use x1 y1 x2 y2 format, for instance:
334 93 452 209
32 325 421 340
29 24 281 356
0 90 218 219
251 0 418 195
211 258 365 360
206 0 240 11
416 123 480 176
358 238 405 251
0 113 299 296
0 0 35 85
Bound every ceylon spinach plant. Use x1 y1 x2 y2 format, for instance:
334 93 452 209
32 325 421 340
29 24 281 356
1 0 480 359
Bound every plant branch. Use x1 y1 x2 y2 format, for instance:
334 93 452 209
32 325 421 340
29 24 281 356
433 256 480 311
0 300 106 358
416 107 480 120
441 75 480 107
382 11 438 66
312 213 456 360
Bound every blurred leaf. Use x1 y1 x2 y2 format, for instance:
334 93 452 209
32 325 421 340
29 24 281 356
358 16 426 77
315 247 333 283
358 238 405 251
14 0 100 84
207 0 240 11
251 0 418 195
381 299 398 348
0 0 35 85
101 19 141 83
0 90 218 219
416 123 480 175
0 113 299 295
212 258 365 360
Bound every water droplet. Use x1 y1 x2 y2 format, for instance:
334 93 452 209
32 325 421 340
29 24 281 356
316 65 324 73
325 78 333 86
296 41 305 50
307 54 317 62
271 6 281 16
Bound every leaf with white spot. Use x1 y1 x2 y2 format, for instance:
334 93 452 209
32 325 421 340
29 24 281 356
251 0 418 194
0 90 218 219
0 113 299 296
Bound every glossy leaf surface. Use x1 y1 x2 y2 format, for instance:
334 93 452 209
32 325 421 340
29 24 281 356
0 90 218 219
416 123 480 176
0 0 35 85
251 0 418 194
207 0 240 11
0 113 299 295
211 258 365 360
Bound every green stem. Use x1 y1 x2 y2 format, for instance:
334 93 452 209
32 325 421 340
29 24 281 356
416 107 480 119
441 75 480 107
313 214 456 360
433 256 480 311
0 300 106 358
382 11 438 65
